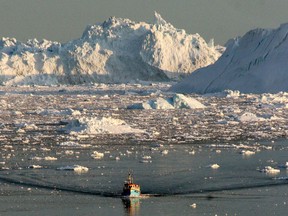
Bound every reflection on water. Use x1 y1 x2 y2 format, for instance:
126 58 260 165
122 198 140 216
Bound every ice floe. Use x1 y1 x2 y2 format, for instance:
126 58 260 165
44 156 57 161
142 156 152 160
40 148 51 152
57 165 89 173
238 112 265 122
240 150 256 156
28 165 42 169
190 203 197 209
29 156 57 161
36 108 74 116
140 160 152 163
161 150 169 155
208 164 220 169
128 93 205 110
62 117 145 135
189 150 196 155
259 166 280 174
91 151 104 159
58 141 91 148
65 150 74 155
29 156 43 161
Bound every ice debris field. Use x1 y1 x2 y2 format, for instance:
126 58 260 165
0 83 288 147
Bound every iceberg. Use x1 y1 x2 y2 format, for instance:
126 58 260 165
171 23 288 94
172 94 206 109
0 12 222 86
62 117 145 135
127 93 205 110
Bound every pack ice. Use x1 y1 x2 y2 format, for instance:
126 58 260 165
0 12 222 85
171 23 288 94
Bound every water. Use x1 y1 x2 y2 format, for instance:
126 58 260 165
0 140 288 215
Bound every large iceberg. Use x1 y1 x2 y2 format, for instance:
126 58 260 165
171 23 288 94
0 12 222 85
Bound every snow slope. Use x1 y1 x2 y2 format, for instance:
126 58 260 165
171 23 288 94
0 12 222 85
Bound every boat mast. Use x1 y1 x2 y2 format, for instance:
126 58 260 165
127 172 133 184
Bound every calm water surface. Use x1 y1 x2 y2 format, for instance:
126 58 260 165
0 140 287 215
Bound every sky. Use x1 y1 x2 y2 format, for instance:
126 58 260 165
1 0 288 45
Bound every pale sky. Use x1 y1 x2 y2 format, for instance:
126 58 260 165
1 0 288 45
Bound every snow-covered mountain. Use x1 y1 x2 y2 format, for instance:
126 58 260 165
0 12 222 86
171 23 288 94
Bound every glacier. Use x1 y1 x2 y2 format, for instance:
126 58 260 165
171 23 288 94
0 12 222 85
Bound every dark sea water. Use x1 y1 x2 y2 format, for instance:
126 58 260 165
0 140 287 216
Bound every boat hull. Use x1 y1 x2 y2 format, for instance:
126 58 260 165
122 189 141 197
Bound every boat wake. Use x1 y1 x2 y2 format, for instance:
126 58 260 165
0 175 288 198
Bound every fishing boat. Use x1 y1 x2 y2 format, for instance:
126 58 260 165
122 172 141 197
